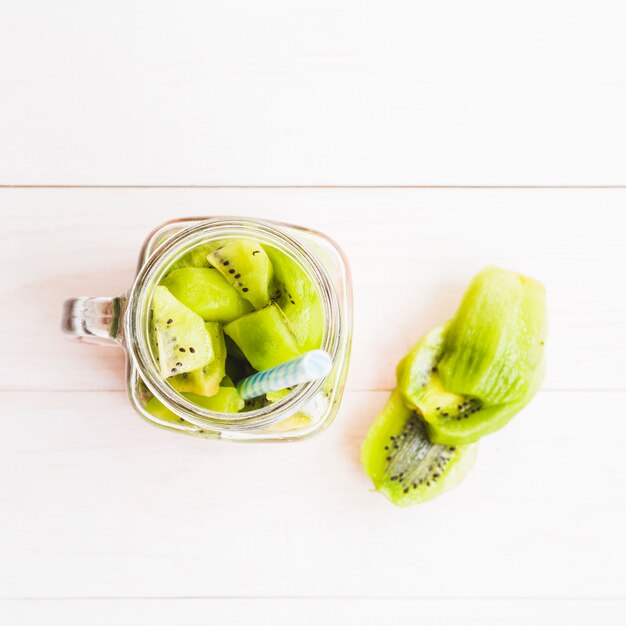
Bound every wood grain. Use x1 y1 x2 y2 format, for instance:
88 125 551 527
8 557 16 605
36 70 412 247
2 599 626 626
1 1 625 185
1 389 625 599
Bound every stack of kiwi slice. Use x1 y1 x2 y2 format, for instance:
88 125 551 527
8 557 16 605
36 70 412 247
146 238 324 418
362 267 547 506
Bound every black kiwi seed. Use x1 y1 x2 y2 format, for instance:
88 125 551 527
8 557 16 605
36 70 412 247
242 287 249 292
253 250 260 255
167 318 173 324
189 347 195 353
176 362 182 367
403 488 409 494
222 261 230 266
171 367 177 373
234 273 241 279
229 269 235 274
179 347 186 352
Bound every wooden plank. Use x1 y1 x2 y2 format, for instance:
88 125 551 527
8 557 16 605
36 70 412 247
0 188 624 391
1 1 625 185
1 390 624 598
2 599 626 626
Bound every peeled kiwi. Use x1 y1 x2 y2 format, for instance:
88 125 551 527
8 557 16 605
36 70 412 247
398 267 546 445
150 286 213 379
169 322 226 397
161 268 252 323
224 302 300 371
361 391 478 506
166 240 232 273
146 387 245 421
207 240 273 309
263 245 324 351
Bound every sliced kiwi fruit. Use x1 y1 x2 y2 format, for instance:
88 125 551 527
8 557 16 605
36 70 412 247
145 396 188 425
265 387 293 403
361 390 478 506
224 302 301 371
161 268 252 323
150 286 213 379
146 387 244 420
207 240 273 309
169 322 226 397
188 388 244 413
263 245 324 351
167 240 233 273
398 267 546 445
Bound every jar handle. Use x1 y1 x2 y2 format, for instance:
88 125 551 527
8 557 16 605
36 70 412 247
61 295 126 347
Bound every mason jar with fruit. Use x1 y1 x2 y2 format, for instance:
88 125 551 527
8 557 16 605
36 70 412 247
62 217 353 442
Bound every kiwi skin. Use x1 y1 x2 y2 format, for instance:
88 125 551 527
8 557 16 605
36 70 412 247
397 268 546 446
361 391 478 506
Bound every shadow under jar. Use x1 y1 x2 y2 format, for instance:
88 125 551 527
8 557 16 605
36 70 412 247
62 217 353 442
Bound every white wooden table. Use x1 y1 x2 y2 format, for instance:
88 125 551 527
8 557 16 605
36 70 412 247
1 3 625 625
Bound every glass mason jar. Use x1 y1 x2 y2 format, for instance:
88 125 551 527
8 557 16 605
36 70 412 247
62 217 353 442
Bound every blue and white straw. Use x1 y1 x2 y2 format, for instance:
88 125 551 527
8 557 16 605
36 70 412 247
237 349 333 400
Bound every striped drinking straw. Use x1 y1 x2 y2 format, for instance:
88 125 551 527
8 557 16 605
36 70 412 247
236 350 333 400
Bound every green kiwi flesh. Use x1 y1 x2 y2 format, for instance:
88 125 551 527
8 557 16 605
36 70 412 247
361 390 478 506
224 303 300 371
151 237 330 417
263 245 324 351
161 268 252 323
151 286 213 379
397 267 546 445
166 240 233 272
146 387 245 422
187 388 244 413
207 240 273 309
169 322 226 397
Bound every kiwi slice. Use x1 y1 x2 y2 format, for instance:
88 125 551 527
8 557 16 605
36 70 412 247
207 240 273 309
146 387 245 421
264 245 324 351
167 240 233 273
398 267 546 445
265 387 293 403
361 391 478 506
188 388 244 413
145 396 187 425
151 286 213 379
224 303 300 371
161 268 252 323
169 322 226 397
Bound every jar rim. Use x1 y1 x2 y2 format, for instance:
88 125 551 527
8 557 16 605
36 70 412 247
124 217 341 432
